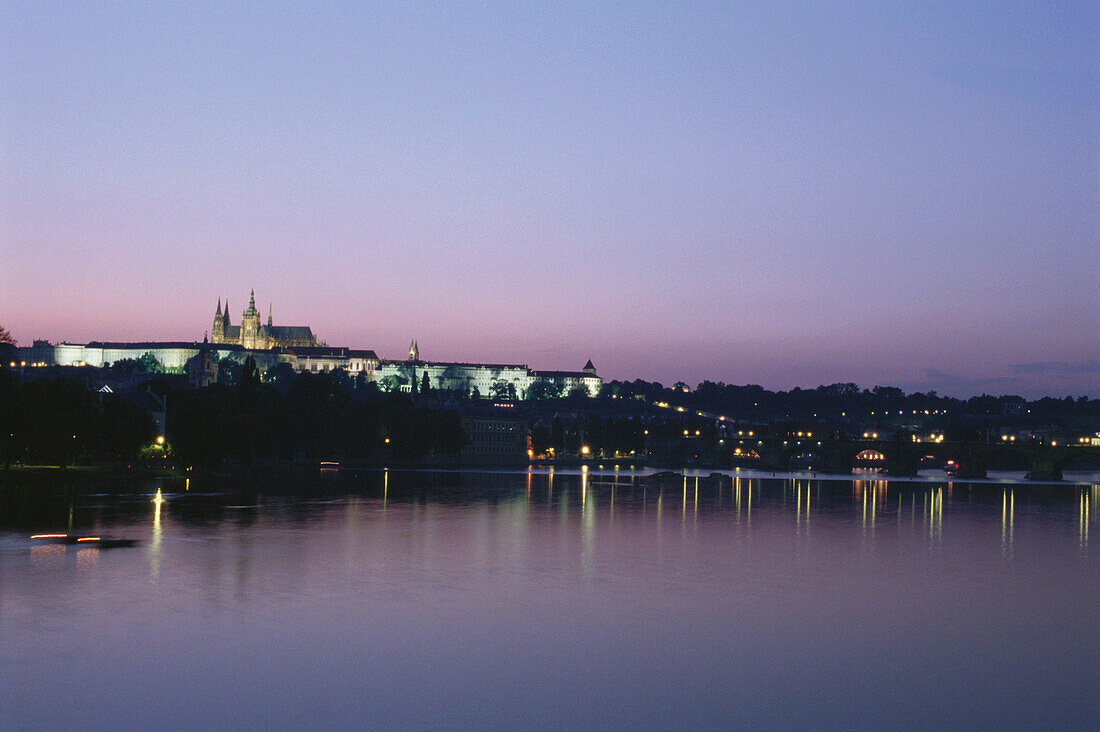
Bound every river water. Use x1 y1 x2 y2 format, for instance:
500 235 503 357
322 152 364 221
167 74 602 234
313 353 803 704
1 469 1097 729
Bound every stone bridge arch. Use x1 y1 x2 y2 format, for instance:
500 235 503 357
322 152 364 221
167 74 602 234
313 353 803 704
1028 446 1100 481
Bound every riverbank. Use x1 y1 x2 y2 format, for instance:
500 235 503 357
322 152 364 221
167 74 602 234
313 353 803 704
0 465 180 483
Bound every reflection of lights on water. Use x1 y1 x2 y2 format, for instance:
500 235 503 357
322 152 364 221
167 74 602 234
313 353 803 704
1080 491 1090 548
76 546 99 571
153 488 165 531
1002 490 1014 553
735 478 742 521
151 487 166 579
30 543 65 567
930 488 942 540
795 482 811 529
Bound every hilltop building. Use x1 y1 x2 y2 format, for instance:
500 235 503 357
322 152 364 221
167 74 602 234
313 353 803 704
374 346 601 398
211 291 318 350
16 293 601 397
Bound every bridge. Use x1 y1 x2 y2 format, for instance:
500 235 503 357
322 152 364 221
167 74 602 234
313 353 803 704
726 434 1100 480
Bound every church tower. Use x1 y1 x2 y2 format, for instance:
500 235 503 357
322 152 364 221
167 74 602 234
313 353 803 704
212 299 225 344
241 290 261 349
408 340 419 361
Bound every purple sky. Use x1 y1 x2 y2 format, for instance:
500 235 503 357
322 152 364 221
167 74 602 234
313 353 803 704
2 2 1097 397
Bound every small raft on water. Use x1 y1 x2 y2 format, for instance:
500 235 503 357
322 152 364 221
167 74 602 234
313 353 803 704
30 534 139 549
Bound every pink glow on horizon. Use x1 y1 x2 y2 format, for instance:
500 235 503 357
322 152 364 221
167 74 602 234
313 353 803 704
1 2 1096 397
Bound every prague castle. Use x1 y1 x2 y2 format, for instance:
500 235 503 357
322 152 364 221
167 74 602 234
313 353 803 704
211 290 319 349
19 291 601 397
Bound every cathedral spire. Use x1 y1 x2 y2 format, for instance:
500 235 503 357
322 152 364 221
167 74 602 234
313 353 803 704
211 299 225 344
408 340 419 361
268 303 273 327
244 289 259 317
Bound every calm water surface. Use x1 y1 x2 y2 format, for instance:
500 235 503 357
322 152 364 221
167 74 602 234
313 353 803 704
1 470 1097 730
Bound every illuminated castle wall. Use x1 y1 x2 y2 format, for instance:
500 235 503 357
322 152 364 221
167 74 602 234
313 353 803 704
22 295 602 397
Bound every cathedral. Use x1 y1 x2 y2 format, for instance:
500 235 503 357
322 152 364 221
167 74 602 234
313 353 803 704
210 291 319 350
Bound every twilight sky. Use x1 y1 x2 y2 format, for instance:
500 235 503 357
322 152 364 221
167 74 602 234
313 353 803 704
2 1 1097 397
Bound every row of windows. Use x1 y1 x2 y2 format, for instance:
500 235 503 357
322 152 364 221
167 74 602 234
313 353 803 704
467 422 517 431
469 434 522 444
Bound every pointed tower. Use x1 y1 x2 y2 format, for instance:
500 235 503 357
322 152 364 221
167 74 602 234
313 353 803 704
583 359 596 375
241 290 261 349
408 340 419 361
212 299 225 343
267 304 273 327
223 299 231 327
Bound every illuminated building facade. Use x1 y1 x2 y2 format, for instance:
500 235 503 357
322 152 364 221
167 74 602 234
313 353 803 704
19 299 602 397
374 352 601 398
211 291 318 350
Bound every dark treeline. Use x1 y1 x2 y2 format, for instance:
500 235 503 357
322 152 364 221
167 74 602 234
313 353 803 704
0 370 157 467
4 359 1096 471
601 380 1098 419
168 362 465 469
0 362 466 469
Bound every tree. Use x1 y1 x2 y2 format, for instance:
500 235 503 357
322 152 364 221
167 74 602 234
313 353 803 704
239 356 260 397
108 358 141 376
217 358 242 386
420 371 431 395
265 362 297 390
138 352 165 374
0 325 16 366
99 397 157 462
329 367 352 394
490 381 511 400
567 385 590 401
